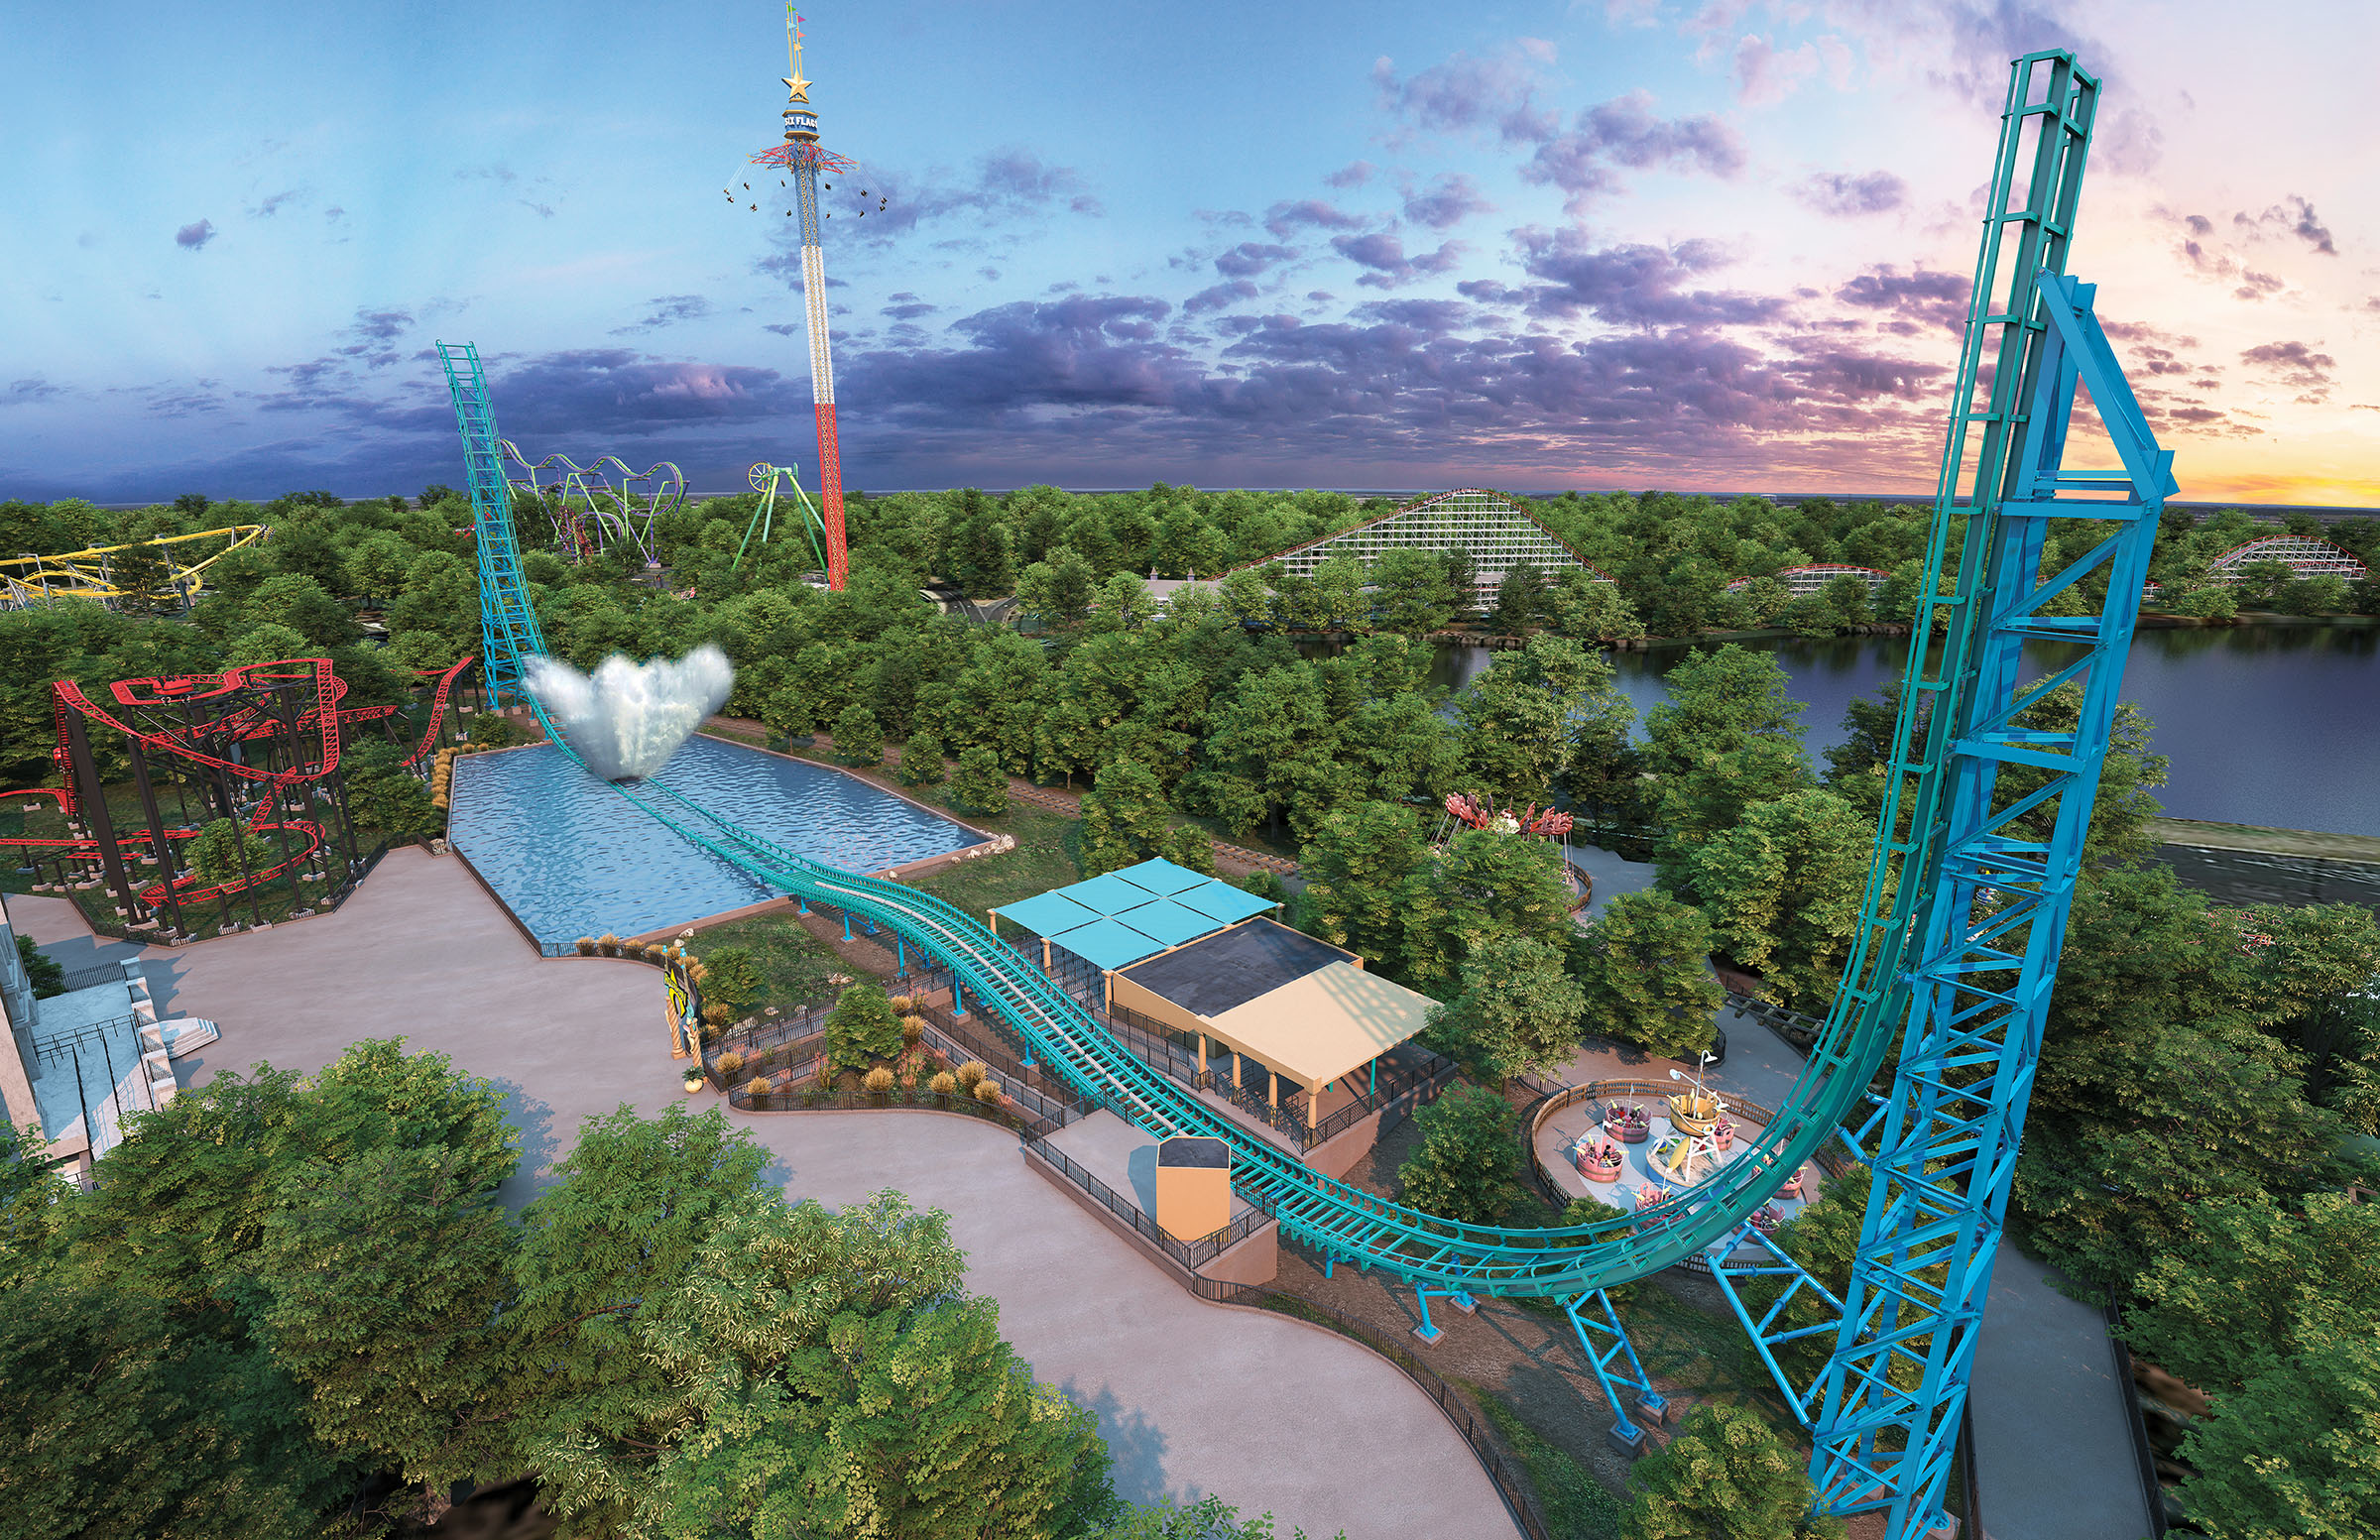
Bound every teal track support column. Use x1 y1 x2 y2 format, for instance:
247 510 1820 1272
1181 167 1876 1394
841 911 852 942
1565 1291 1665 1455
953 982 966 1019
894 935 905 977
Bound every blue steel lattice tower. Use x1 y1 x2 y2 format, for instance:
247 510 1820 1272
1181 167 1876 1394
436 341 548 706
1791 52 2177 1534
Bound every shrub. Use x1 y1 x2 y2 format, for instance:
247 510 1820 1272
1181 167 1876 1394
1397 1083 1524 1226
888 995 915 1014
642 943 667 963
1624 1402 1844 1540
899 1013 926 1049
947 746 1010 817
832 704 885 767
596 933 621 957
929 1071 958 1096
185 818 277 884
824 984 903 1071
973 1079 1002 1105
574 936 596 956
715 1051 747 1079
896 730 946 785
743 1076 770 1098
703 1003 734 1027
955 1060 988 1092
701 945 767 1016
864 1065 895 1096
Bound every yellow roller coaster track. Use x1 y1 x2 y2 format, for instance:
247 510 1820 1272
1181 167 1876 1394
0 525 271 607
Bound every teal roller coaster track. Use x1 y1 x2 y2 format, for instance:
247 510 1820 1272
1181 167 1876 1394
437 50 2174 1539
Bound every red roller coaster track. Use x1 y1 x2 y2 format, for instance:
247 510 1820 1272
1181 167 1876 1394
1 653 476 911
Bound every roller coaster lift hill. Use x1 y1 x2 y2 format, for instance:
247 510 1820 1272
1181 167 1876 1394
435 47 2167 1540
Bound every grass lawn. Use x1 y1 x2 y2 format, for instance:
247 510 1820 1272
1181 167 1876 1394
683 911 846 1011
1476 1394 1628 1540
910 797 1085 919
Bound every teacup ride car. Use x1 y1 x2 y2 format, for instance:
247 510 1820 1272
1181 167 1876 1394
1605 1102 1652 1144
1573 1133 1626 1183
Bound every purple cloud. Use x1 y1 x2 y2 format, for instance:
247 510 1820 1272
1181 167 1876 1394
1401 173 1491 230
1519 92 1744 211
610 296 713 335
1371 47 1559 144
1214 242 1298 279
1325 161 1376 188
1515 227 1783 330
1185 280 1260 314
5 378 64 407
176 219 216 250
1264 198 1366 239
2240 340 2335 397
1793 171 1907 217
2233 195 2336 256
1330 231 1466 291
1833 266 1967 334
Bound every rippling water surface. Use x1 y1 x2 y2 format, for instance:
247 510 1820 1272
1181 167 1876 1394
448 736 978 943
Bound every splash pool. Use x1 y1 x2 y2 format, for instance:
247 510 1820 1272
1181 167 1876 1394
447 735 983 945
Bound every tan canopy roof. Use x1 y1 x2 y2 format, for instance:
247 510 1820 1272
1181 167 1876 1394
1201 962 1438 1090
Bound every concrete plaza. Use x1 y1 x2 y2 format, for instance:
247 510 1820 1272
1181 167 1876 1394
13 851 1516 1540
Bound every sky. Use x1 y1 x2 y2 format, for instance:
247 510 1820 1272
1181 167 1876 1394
3 0 2377 507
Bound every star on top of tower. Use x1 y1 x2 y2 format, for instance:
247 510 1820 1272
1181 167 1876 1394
783 70 810 100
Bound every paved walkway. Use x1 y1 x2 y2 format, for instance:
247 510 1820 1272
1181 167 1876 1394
15 852 1514 1540
1556 1015 2152 1540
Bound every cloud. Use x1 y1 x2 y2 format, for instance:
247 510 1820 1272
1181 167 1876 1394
2234 270 2285 300
5 378 64 407
2240 340 2336 398
1263 198 1366 239
1371 47 1558 145
1514 227 1784 329
610 295 714 335
1792 171 1907 217
324 206 346 224
249 188 305 218
491 350 806 435
1214 242 1298 279
764 322 802 336
176 219 216 250
771 150 1098 264
881 297 941 320
2232 195 2336 256
1518 91 1744 212
1833 266 1967 334
1733 35 1823 107
1330 231 1466 290
1401 173 1491 230
1324 162 1375 188
1185 281 1260 314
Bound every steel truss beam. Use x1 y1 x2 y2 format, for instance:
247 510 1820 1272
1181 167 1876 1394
436 342 551 707
1803 51 2176 1534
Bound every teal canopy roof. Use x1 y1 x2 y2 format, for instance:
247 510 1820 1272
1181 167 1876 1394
991 861 1281 972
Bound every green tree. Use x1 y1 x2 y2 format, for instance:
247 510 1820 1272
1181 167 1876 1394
824 983 904 1071
1423 934 1586 1080
2120 1192 2380 1396
1367 548 1458 637
1016 544 1098 631
898 728 947 785
1396 1083 1523 1226
1686 789 1869 1012
1488 560 1546 634
940 489 1017 599
252 1144 516 1509
247 572 357 649
1571 890 1723 1060
948 745 1011 816
2174 1331 2380 1540
15 934 64 999
504 1105 773 1522
1399 829 1574 999
1547 569 1645 644
106 538 181 616
536 1190 1119 1540
1080 758 1176 877
700 945 766 1017
832 702 885 766
0 1281 344 1539
1296 801 1429 970
224 622 314 667
1625 1402 1845 1540
185 817 277 883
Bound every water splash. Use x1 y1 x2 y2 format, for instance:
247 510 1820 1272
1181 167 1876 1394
523 646 735 781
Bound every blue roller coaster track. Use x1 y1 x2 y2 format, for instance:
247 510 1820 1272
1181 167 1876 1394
436 50 2173 1540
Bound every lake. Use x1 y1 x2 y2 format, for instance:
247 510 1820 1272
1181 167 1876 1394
1394 626 2377 837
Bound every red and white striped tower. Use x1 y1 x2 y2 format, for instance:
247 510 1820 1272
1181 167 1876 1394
751 10 854 588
